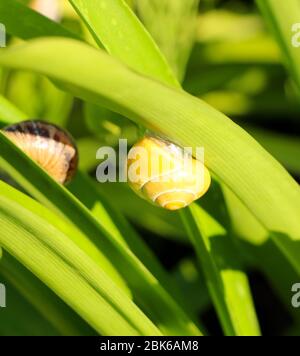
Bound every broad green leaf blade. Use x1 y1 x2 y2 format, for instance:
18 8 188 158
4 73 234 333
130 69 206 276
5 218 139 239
0 0 80 40
1 39 299 245
256 0 300 93
181 205 261 336
0 185 161 336
68 0 179 87
0 132 201 336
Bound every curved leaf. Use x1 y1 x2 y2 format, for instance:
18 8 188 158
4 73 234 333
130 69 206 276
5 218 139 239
0 38 298 247
69 0 178 86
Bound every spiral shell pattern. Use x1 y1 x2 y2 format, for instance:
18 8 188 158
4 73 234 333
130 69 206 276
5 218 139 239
127 135 211 210
3 120 78 184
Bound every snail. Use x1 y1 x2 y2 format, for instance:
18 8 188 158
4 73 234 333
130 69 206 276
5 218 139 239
127 134 211 211
2 120 78 184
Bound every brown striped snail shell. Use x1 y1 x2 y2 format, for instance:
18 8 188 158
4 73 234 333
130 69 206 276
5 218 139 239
127 135 211 211
2 120 78 184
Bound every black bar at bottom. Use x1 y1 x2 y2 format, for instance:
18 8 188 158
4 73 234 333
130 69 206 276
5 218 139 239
0 336 203 353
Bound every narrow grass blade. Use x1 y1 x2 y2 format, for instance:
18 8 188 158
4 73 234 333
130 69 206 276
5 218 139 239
181 204 261 336
0 276 58 336
0 0 80 40
91 180 186 241
0 252 94 336
0 173 131 296
256 0 300 93
68 0 179 86
136 0 199 81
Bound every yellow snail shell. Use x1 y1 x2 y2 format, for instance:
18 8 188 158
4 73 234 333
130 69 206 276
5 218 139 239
3 120 78 184
127 135 211 211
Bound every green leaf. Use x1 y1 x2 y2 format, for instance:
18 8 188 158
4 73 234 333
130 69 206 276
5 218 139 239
68 0 179 87
136 0 200 81
0 252 95 336
0 182 161 336
0 164 130 296
181 204 261 336
0 276 58 336
69 172 203 325
0 38 299 265
90 180 186 241
0 0 79 40
70 172 179 289
238 238 300 327
256 0 300 93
